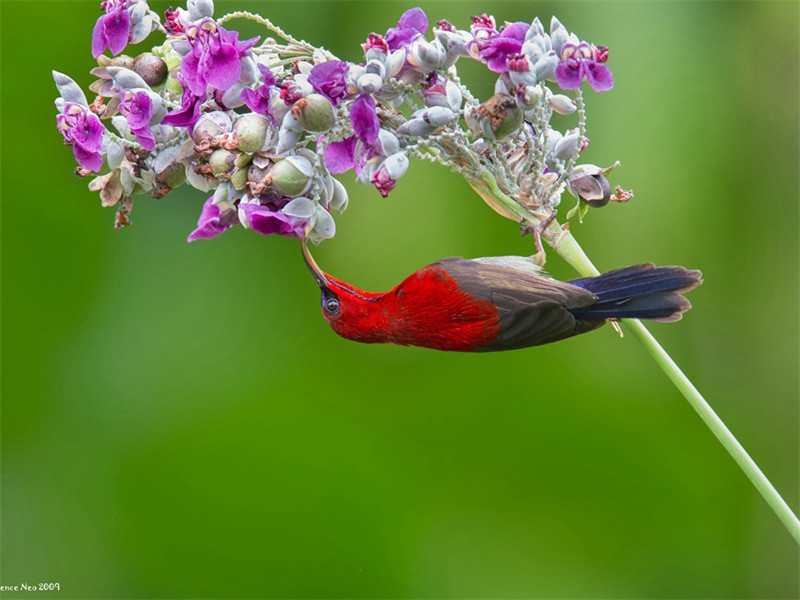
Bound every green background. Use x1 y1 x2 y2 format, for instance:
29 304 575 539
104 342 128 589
2 0 798 597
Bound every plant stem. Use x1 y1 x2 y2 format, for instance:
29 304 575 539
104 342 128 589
467 171 800 544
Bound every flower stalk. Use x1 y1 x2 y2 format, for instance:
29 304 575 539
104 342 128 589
469 172 800 545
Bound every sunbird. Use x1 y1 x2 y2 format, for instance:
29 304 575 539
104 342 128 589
302 243 701 352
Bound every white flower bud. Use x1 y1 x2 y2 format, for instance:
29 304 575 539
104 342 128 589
396 118 436 137
375 129 400 156
330 178 349 212
554 134 580 159
434 28 471 57
549 94 577 115
422 106 457 127
282 196 316 219
364 59 386 79
534 52 559 82
188 0 214 20
408 38 447 71
52 71 89 106
382 152 409 180
357 72 383 95
385 48 406 78
105 66 150 92
550 17 569 56
239 55 258 85
309 205 336 243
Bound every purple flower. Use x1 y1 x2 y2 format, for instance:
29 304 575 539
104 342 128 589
118 90 156 150
323 135 358 174
162 75 205 129
57 103 105 171
92 0 131 58
307 60 349 106
350 94 379 145
188 197 238 242
476 21 529 73
241 64 276 119
555 42 613 92
385 7 428 51
181 20 259 96
239 203 306 239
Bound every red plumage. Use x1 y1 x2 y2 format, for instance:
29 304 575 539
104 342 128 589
303 245 702 353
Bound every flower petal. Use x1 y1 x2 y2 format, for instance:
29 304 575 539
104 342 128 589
205 44 241 91
240 203 305 238
308 60 349 105
73 145 103 171
555 61 583 90
187 197 236 242
104 9 131 56
350 94 379 144
584 62 614 92
323 136 358 174
132 126 156 151
91 16 107 58
397 7 428 35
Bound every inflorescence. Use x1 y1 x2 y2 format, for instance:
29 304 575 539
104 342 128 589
54 0 631 247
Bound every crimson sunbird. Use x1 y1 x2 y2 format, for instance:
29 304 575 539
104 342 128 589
302 243 701 352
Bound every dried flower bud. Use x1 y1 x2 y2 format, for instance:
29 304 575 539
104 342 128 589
133 53 168 87
234 114 269 153
568 164 619 207
465 93 522 141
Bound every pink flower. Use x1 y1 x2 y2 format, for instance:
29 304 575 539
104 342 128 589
91 0 131 58
56 103 105 171
180 19 259 95
555 42 613 92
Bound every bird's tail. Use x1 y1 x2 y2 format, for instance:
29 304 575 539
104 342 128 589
568 264 702 322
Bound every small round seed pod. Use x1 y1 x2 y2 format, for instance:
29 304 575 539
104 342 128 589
133 53 168 87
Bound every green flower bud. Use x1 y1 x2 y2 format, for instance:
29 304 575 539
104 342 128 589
234 114 269 153
294 94 336 132
209 149 237 176
270 156 312 196
231 167 249 191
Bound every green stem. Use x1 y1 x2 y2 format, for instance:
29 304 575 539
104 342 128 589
468 171 800 544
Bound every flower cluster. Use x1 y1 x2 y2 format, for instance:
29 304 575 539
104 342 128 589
54 0 629 249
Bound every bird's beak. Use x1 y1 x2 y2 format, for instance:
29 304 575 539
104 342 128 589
301 240 329 289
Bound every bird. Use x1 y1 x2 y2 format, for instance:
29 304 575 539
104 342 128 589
302 242 702 352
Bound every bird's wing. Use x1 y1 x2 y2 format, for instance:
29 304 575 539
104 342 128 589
433 257 604 351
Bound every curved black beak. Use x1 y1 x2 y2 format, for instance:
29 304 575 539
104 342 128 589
301 240 329 289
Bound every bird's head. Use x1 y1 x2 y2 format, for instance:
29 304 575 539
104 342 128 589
301 241 389 342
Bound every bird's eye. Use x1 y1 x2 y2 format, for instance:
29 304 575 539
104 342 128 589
324 297 340 315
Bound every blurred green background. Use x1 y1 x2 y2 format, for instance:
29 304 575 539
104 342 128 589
2 1 798 597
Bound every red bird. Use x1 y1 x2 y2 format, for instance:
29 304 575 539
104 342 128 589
302 243 702 352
